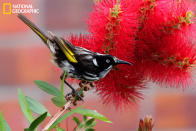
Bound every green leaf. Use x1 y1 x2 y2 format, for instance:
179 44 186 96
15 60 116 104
25 112 47 131
0 112 11 131
48 107 81 130
78 121 85 129
0 113 6 131
83 115 87 121
61 72 67 98
74 108 112 123
4 120 11 131
85 118 95 128
34 80 61 97
26 96 51 116
49 107 111 130
73 117 80 126
85 128 94 131
18 89 34 123
88 121 96 128
56 127 65 131
51 96 66 107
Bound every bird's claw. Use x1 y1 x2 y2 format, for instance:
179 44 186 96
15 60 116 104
72 89 84 101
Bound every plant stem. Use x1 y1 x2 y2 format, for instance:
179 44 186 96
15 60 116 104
42 101 72 131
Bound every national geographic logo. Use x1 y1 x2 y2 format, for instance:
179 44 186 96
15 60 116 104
3 3 39 14
3 3 11 14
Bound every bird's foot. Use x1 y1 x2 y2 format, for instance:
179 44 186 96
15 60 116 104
72 88 84 101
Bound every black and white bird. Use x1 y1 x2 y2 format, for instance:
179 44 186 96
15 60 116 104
18 14 131 99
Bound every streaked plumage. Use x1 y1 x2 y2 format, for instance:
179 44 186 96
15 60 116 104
18 14 131 100
18 14 131 82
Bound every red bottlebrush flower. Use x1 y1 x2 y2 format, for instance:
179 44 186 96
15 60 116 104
136 0 196 88
67 34 94 51
95 67 145 109
67 34 145 108
88 0 140 54
87 0 145 107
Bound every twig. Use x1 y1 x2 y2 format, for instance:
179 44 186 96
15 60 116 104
42 81 94 131
42 101 72 131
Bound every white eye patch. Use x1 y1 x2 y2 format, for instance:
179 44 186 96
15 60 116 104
106 59 110 63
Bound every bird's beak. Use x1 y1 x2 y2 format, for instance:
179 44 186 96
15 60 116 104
116 59 132 65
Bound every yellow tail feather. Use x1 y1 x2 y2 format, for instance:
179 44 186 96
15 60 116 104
18 14 48 44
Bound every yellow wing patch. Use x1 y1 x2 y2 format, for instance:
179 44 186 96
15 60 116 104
58 38 78 63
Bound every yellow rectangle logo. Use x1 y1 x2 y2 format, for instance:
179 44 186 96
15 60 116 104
3 3 11 14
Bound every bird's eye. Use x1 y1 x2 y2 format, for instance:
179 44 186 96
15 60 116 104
106 59 110 63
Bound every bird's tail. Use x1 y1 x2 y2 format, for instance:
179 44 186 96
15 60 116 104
18 14 78 63
17 14 49 44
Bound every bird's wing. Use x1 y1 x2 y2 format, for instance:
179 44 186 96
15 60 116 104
49 33 78 63
74 46 95 56
73 46 101 73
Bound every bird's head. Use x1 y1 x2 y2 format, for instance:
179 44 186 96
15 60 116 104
94 54 131 70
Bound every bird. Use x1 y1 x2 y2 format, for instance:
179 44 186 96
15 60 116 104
17 14 131 100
